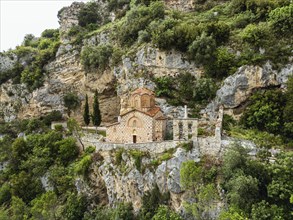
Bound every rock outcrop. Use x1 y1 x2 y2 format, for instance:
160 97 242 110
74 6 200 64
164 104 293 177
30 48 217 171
203 62 293 119
88 146 201 212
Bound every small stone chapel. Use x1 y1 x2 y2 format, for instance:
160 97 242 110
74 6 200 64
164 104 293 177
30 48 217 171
106 88 167 143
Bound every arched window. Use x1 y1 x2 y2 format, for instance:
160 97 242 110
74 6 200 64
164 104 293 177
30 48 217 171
133 120 137 127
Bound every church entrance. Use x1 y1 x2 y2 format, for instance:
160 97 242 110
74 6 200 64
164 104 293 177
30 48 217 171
133 135 137 143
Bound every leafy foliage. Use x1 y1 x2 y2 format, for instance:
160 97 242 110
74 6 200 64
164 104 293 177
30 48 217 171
240 89 286 135
64 92 80 117
81 45 113 72
92 90 101 127
152 205 183 220
83 94 90 126
78 2 101 28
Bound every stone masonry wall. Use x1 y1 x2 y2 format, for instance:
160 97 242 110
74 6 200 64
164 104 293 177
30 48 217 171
82 139 182 154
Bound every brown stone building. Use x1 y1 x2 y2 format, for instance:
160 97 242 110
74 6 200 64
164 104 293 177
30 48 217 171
106 88 167 143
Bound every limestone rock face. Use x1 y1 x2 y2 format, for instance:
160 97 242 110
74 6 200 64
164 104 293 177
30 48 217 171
204 63 293 119
88 146 201 212
58 2 84 44
0 54 17 72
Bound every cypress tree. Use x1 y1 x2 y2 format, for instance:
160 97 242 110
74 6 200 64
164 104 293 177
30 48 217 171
83 94 90 126
92 90 101 127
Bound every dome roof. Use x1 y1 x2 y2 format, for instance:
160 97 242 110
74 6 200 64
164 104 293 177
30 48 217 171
131 88 154 96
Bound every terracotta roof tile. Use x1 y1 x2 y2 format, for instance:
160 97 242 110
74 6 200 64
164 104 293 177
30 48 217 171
145 107 161 117
132 88 154 96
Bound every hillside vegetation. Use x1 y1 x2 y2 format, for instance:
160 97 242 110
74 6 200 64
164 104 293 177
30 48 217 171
0 0 293 219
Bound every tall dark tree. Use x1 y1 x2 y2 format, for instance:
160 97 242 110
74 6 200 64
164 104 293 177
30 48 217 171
83 94 90 126
92 90 101 128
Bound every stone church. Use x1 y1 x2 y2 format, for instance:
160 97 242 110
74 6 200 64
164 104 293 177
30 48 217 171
106 88 167 143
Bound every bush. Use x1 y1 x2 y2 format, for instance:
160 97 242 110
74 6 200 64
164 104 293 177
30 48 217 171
129 150 145 172
115 148 125 166
78 2 100 28
188 32 216 65
81 45 113 72
152 205 183 220
205 21 230 45
239 23 271 48
193 77 218 104
41 29 59 39
240 90 286 134
269 4 293 37
63 92 80 116
173 22 200 52
41 110 63 126
140 185 170 219
20 67 44 91
150 18 178 49
74 155 92 176
118 1 165 45
56 138 79 163
206 47 237 78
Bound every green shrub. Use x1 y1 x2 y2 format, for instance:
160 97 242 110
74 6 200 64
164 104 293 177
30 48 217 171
78 2 101 27
205 21 230 45
222 114 237 131
232 11 256 28
22 34 37 47
239 23 271 48
269 4 293 37
140 185 170 219
150 18 178 50
188 32 216 65
63 92 80 117
38 39 53 50
240 90 286 134
206 47 237 78
41 28 59 39
152 205 183 220
74 155 92 176
41 110 63 126
56 138 79 163
81 45 113 72
111 202 134 220
129 150 145 172
0 183 11 205
173 22 200 52
193 77 218 104
0 61 24 85
180 141 193 152
118 1 165 46
115 148 125 166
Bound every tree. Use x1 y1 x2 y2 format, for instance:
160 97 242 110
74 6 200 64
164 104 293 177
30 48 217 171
67 118 84 151
83 94 90 126
240 90 286 134
283 76 293 138
30 192 59 220
184 184 219 220
9 196 29 220
62 193 87 220
63 92 80 117
226 174 259 212
92 90 101 128
180 160 203 191
269 4 293 36
152 205 183 220
56 137 79 164
188 32 216 65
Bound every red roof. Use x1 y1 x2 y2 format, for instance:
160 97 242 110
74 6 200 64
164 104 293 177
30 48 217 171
120 106 161 118
132 88 154 96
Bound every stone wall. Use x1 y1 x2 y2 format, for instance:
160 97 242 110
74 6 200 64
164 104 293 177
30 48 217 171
82 138 183 154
